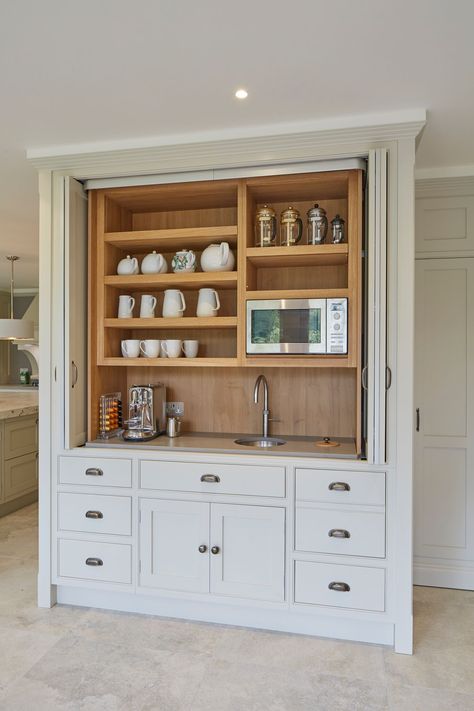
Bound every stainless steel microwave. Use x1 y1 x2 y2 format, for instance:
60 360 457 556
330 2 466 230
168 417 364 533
246 298 348 355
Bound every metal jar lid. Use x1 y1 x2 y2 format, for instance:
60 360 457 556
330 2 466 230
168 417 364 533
256 204 276 220
307 203 327 220
281 206 300 221
331 213 345 226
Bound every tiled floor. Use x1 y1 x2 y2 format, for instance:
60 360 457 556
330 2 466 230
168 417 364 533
0 504 473 710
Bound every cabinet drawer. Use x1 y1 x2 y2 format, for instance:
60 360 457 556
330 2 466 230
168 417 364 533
296 469 385 507
296 506 385 558
140 460 285 498
4 416 37 459
59 457 132 488
4 452 37 501
294 561 385 612
58 539 132 584
58 493 132 535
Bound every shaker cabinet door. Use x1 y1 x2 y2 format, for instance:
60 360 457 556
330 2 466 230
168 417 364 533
209 504 285 602
139 499 209 593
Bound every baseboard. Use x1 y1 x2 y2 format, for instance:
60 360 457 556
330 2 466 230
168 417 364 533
56 585 395 647
414 561 474 590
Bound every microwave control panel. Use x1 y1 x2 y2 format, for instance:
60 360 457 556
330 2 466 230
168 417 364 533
326 298 348 354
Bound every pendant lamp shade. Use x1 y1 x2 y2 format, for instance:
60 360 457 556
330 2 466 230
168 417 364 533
0 256 34 341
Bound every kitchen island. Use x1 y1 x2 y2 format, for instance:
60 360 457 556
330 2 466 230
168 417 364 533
0 390 38 516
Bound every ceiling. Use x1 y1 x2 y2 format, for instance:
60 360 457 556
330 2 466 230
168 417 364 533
1 0 473 288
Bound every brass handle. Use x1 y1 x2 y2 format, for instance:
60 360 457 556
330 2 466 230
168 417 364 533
328 481 350 492
71 361 78 388
386 366 392 390
361 366 368 390
85 511 103 519
328 581 350 592
328 529 351 539
198 544 207 554
211 546 220 555
85 467 103 477
85 557 103 567
200 474 220 483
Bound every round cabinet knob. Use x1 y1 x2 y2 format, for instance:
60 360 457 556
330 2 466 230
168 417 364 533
198 544 207 554
211 546 220 555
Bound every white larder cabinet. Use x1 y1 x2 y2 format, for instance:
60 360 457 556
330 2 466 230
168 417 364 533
139 498 285 602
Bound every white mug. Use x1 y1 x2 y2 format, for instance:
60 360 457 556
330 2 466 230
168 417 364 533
140 294 157 318
163 289 186 318
182 340 199 358
161 339 182 358
139 339 160 358
118 295 135 319
196 288 220 317
121 339 140 358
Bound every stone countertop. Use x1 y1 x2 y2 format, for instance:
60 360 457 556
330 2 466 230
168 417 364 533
87 432 358 459
0 392 39 421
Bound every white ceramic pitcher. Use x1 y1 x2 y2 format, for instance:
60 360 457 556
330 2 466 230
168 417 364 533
162 289 186 318
196 288 220 317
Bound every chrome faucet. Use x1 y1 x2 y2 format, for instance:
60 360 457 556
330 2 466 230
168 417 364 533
254 374 270 438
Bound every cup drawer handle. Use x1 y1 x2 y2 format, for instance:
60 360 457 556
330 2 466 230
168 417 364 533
200 474 220 483
328 481 350 492
328 581 350 592
328 528 351 539
85 510 103 519
85 467 103 477
85 557 103 567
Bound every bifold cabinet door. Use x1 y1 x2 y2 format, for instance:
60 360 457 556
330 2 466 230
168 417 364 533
139 499 209 593
210 504 285 602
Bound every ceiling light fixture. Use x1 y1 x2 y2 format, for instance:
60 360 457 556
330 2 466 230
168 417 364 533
0 256 34 340
235 88 248 100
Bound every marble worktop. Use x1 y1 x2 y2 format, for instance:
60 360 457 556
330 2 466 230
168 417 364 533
87 431 358 459
0 391 39 421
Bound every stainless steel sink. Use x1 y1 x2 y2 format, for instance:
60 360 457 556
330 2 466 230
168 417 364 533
234 437 286 448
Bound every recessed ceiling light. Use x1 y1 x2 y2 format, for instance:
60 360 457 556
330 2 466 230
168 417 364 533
235 88 248 100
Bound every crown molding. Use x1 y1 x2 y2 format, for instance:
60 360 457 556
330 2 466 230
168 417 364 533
27 109 426 179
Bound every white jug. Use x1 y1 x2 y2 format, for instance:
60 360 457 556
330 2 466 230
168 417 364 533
117 255 138 275
118 295 135 318
196 288 220 317
140 294 157 318
200 242 235 272
141 250 167 274
162 289 186 318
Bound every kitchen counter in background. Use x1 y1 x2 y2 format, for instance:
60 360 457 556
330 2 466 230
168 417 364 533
0 391 38 420
87 432 358 459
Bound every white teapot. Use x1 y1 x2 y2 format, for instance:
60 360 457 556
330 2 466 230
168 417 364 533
141 250 167 274
171 249 196 273
117 255 139 275
200 242 235 272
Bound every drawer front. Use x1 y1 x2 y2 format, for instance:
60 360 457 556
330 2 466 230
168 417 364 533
296 469 385 507
140 460 286 498
58 539 132 584
296 506 385 558
59 457 132 488
58 493 132 536
4 452 37 501
4 416 37 459
294 561 385 611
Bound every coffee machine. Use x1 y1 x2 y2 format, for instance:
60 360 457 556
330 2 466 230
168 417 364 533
122 384 167 442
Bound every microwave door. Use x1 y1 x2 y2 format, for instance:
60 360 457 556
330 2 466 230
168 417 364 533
246 299 327 354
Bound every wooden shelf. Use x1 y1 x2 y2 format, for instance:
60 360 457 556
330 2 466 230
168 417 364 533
104 225 238 251
104 271 238 290
100 357 239 367
246 244 348 268
245 288 349 300
243 355 353 369
104 316 237 330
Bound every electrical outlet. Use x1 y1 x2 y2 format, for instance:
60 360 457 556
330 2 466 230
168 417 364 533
166 401 184 417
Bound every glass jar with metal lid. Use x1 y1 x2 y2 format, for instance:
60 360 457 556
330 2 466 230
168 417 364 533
307 203 328 245
280 206 303 246
255 204 277 247
331 214 345 244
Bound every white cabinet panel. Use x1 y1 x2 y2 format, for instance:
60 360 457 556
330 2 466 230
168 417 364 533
296 506 385 558
296 469 385 507
59 456 132 488
294 561 385 612
58 493 132 536
58 539 132 584
210 504 285 602
139 499 209 593
416 196 474 254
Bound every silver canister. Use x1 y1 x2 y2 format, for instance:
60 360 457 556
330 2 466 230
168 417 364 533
166 416 181 438
307 204 328 245
331 214 345 244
